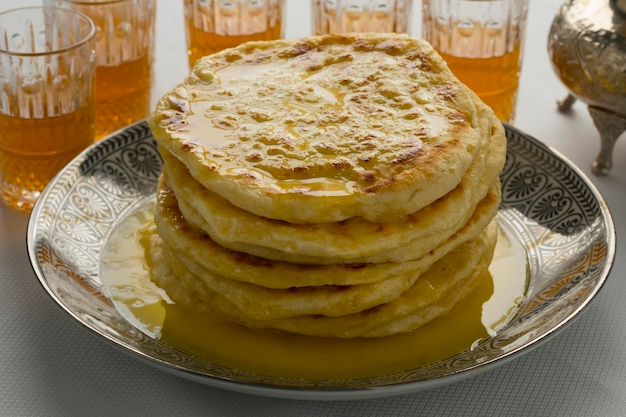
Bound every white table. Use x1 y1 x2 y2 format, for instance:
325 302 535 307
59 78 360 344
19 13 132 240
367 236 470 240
1 0 625 416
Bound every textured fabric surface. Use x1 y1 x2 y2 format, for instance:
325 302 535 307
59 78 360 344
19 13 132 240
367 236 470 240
2 0 626 416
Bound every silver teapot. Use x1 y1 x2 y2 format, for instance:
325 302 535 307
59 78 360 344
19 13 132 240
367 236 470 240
548 0 626 175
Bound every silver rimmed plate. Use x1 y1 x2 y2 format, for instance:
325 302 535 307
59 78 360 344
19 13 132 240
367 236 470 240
26 121 615 400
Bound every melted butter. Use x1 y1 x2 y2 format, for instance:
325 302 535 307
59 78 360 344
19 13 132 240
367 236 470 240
101 202 528 379
421 112 447 137
223 167 358 196
212 62 292 90
177 50 457 198
271 177 357 196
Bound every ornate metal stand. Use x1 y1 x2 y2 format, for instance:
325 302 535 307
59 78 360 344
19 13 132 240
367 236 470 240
548 0 626 176
557 94 626 176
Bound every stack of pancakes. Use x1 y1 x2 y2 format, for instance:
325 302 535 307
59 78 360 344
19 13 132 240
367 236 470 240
146 33 506 338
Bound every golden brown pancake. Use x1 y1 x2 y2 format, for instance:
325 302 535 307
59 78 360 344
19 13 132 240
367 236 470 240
152 177 500 321
155 174 500 286
148 33 485 224
145 33 507 339
158 102 504 263
146 220 498 338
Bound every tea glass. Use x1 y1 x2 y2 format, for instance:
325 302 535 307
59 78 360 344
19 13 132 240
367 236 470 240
422 0 529 123
46 0 156 139
311 0 414 35
0 6 96 212
184 0 286 68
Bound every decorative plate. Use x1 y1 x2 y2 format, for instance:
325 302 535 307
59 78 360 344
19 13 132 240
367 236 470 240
26 121 615 401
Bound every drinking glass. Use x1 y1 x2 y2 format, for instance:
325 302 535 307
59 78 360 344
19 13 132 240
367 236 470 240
311 0 414 35
46 0 156 139
0 7 96 212
184 0 285 68
422 0 529 123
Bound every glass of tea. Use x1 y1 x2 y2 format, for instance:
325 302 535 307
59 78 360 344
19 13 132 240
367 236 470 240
0 6 96 212
422 0 529 123
184 0 286 69
311 0 414 35
46 0 156 139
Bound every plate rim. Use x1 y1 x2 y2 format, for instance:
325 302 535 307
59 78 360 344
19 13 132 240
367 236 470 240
26 120 616 401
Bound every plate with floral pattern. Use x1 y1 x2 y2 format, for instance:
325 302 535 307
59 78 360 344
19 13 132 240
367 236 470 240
26 120 615 400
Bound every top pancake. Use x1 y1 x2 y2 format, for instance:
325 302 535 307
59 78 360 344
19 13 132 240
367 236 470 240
148 33 483 223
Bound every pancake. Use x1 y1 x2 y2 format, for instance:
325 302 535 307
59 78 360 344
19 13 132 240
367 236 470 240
146 219 498 338
169 177 501 265
153 181 499 320
145 33 508 339
159 102 504 263
148 33 485 224
166 241 432 320
155 174 500 288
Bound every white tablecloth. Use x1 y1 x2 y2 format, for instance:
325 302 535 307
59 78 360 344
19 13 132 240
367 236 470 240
1 0 625 416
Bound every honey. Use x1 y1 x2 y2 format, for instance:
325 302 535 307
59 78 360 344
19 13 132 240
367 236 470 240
101 201 527 380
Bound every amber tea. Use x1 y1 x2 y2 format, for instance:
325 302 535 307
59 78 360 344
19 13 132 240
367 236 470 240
0 7 96 212
184 0 285 68
94 54 152 138
422 0 528 123
47 0 156 139
0 107 95 211
311 0 414 35
437 46 522 123
185 18 283 67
